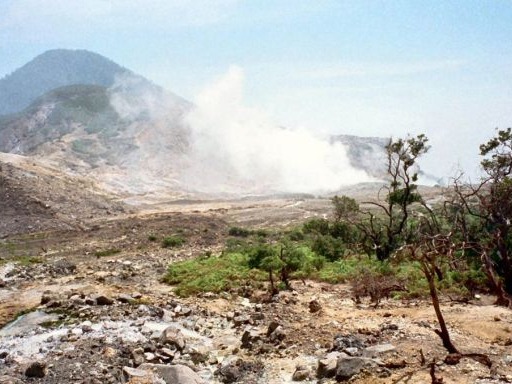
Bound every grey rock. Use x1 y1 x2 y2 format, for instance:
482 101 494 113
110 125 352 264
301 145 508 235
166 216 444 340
138 363 206 384
218 356 243 383
160 325 186 351
131 347 145 366
233 315 250 327
117 293 133 303
363 343 396 357
266 320 280 337
241 328 262 348
269 325 286 342
51 259 77 275
317 352 345 379
331 334 366 353
122 366 165 384
292 365 310 381
335 356 377 381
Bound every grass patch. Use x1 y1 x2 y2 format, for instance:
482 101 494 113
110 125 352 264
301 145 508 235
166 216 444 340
14 256 43 266
162 236 185 248
163 252 266 297
147 234 158 242
94 248 121 257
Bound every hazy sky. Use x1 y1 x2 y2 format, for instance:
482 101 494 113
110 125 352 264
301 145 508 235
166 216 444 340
1 0 512 179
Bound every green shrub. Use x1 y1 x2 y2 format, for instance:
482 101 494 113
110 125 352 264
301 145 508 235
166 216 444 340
94 248 121 257
162 236 185 248
303 218 330 235
147 234 157 242
288 228 305 241
228 226 252 237
311 234 345 261
163 253 265 297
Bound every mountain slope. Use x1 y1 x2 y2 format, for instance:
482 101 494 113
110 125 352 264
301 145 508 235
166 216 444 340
0 49 130 115
0 153 126 237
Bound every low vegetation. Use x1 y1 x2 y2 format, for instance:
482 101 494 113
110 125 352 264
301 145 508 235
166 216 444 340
94 248 121 258
161 235 185 248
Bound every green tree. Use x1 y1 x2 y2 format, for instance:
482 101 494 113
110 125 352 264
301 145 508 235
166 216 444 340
453 128 512 306
357 134 430 261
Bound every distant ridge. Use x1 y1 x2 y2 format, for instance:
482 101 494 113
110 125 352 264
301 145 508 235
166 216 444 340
0 49 130 115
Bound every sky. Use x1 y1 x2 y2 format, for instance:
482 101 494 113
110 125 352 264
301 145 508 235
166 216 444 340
1 0 512 181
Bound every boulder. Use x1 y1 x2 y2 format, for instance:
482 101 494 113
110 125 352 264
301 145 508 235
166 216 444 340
138 364 205 384
159 325 186 351
317 352 345 379
335 356 377 381
25 361 47 378
309 299 322 313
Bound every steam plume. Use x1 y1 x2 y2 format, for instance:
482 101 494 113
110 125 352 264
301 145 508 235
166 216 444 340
181 66 372 194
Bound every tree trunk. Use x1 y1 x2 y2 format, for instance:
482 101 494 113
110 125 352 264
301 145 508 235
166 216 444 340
268 269 278 295
424 263 459 354
481 251 511 307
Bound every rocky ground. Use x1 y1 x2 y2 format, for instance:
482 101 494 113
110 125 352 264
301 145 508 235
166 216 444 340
0 199 511 384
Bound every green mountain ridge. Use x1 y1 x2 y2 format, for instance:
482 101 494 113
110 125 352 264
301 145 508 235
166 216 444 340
0 49 130 115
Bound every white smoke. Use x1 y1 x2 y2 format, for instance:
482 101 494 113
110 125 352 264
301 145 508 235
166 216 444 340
106 68 373 197
181 66 372 194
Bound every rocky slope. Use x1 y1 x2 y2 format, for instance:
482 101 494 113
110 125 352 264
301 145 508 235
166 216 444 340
0 206 511 384
0 153 126 237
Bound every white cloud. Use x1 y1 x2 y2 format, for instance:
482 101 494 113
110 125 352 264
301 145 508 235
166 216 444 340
0 0 239 39
295 60 466 80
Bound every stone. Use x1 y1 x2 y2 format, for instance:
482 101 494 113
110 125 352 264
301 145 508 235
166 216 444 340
218 356 243 383
233 315 250 327
309 299 322 313
25 361 47 378
363 343 396 357
160 325 186 351
180 306 192 316
138 363 206 384
123 366 165 384
144 352 157 361
94 295 114 305
292 365 310 381
266 321 280 337
241 328 262 348
117 293 133 303
331 334 366 353
131 347 146 366
317 352 344 379
51 259 77 275
335 356 376 381
187 344 211 364
269 325 287 342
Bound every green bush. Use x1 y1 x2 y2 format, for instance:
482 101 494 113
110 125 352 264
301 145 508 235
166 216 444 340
163 253 265 297
162 236 185 248
228 226 252 237
303 218 330 235
94 249 121 257
310 234 345 261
